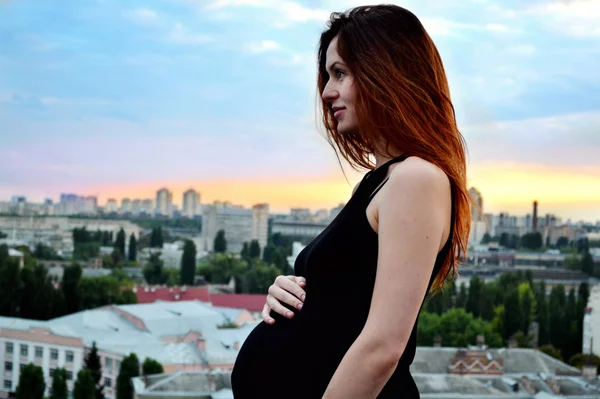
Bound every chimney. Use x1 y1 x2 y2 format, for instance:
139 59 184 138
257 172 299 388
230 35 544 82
434 335 442 347
476 334 485 347
532 201 538 232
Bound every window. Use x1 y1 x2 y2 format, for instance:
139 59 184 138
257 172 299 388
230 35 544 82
65 350 74 363
35 346 43 359
49 368 56 378
50 349 58 361
3 380 11 389
104 377 112 389
19 344 28 357
4 362 12 372
115 360 121 371
67 371 73 381
105 358 113 370
5 342 13 354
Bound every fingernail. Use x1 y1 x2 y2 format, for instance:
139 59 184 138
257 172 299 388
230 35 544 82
301 294 306 301
286 311 294 318
297 303 303 310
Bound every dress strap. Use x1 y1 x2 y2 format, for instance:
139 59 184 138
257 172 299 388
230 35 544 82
365 154 410 180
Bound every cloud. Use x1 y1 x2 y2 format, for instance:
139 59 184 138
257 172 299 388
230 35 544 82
168 23 213 45
205 0 329 26
126 8 158 25
246 40 280 53
529 0 600 36
506 44 536 56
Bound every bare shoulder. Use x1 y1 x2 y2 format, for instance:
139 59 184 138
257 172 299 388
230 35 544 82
385 156 450 195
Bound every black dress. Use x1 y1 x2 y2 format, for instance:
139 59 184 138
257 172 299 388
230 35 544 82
231 155 451 398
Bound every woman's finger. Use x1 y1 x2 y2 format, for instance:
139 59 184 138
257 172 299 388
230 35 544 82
268 284 304 310
262 303 275 325
266 293 295 319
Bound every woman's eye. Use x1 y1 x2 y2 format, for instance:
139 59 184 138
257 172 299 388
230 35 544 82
335 69 345 79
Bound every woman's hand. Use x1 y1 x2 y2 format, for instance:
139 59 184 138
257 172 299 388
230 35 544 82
262 275 306 324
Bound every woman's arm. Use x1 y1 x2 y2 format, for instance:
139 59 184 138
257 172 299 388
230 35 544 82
322 158 451 399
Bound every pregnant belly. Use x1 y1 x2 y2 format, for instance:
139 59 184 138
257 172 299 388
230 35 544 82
231 317 314 398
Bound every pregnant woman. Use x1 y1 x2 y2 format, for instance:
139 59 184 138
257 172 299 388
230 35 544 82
231 5 470 399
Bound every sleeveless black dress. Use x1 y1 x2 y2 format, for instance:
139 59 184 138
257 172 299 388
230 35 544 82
231 156 452 398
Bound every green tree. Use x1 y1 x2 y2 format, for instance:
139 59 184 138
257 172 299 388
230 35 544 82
19 263 56 320
0 246 21 317
114 228 126 260
240 242 249 260
518 282 536 335
581 251 594 275
539 345 563 361
556 236 569 248
84 342 104 399
457 282 468 308
249 240 261 259
502 287 523 341
214 230 227 253
197 253 246 284
143 253 167 285
499 233 510 248
62 263 82 315
536 281 550 346
481 233 492 244
119 289 138 304
180 240 197 285
521 232 543 250
110 248 123 268
16 363 45 399
128 234 137 262
73 369 95 399
116 353 140 399
50 368 68 399
142 358 164 375
568 353 600 373
262 244 277 264
549 285 567 353
466 276 482 317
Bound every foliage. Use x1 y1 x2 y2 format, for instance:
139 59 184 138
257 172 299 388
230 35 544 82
180 240 197 285
16 363 45 399
214 229 227 253
73 369 95 399
114 228 126 264
568 353 600 372
50 368 68 399
128 234 137 262
84 342 104 399
143 253 168 285
142 358 164 375
116 353 140 399
539 345 563 361
150 227 164 248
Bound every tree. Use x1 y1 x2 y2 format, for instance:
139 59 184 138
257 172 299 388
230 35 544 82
249 240 261 259
142 358 164 375
16 363 45 399
536 281 550 345
549 285 567 353
466 275 482 317
150 227 164 248
499 233 510 248
521 232 543 250
539 345 563 361
556 236 569 248
110 248 122 268
240 242 249 260
0 247 21 317
84 342 104 399
116 353 140 399
143 253 167 285
481 233 492 244
502 287 523 341
180 240 197 285
128 234 137 262
214 230 227 253
518 282 536 335
115 228 126 260
73 369 95 399
457 282 468 308
262 244 277 264
50 368 68 399
62 263 82 315
581 251 595 275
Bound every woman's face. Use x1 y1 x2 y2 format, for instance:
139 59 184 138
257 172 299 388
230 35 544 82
322 36 357 135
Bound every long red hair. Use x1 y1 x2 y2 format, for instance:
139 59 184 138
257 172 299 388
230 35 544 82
317 5 470 290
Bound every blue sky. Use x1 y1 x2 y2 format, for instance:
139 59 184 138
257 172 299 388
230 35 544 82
1 0 599 221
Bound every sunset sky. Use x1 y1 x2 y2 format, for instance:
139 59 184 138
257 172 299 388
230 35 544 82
1 0 599 222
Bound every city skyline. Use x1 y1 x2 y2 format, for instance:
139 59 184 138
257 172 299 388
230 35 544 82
1 0 599 220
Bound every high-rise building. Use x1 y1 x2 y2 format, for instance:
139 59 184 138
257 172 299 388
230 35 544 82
131 199 142 215
56 194 98 216
183 189 201 217
156 188 173 216
105 198 118 213
120 198 132 214
468 187 484 222
141 199 154 214
202 202 269 253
